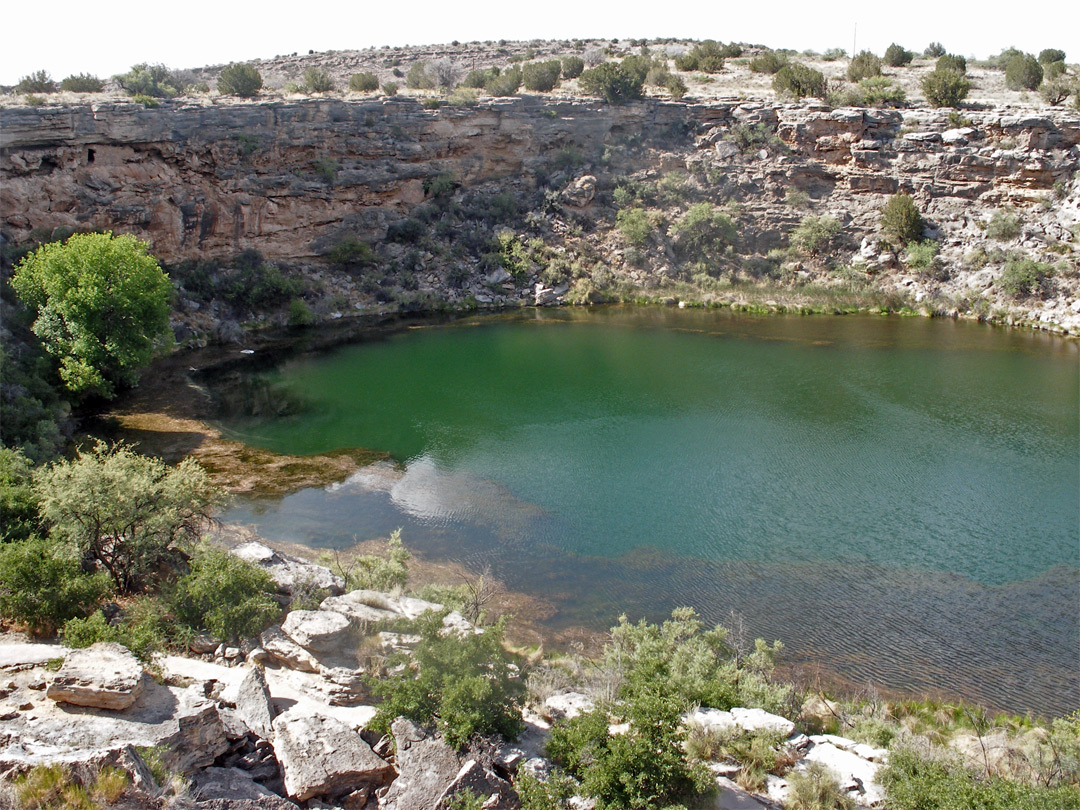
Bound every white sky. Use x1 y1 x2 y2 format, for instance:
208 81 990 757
1 0 1077 86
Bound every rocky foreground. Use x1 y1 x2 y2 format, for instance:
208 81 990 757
0 541 888 809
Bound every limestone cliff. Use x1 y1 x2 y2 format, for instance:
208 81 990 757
2 96 1078 333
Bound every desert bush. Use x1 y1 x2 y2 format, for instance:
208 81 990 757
998 258 1053 298
60 73 104 93
791 216 842 258
1005 53 1044 90
664 74 687 100
922 66 971 107
671 203 737 263
924 42 947 58
427 58 461 89
1041 76 1073 105
578 62 645 103
1039 49 1066 65
1044 60 1067 80
0 535 111 635
833 76 907 107
16 70 56 93
217 63 262 97
880 194 924 245
34 442 223 593
486 66 522 96
986 210 1022 241
773 63 827 99
462 67 499 88
523 60 562 92
169 545 279 643
334 529 411 592
349 72 379 92
847 50 882 82
369 610 524 748
822 48 847 62
583 46 606 67
302 67 334 93
561 56 585 78
675 40 729 73
749 51 789 74
616 208 652 245
330 237 378 269
516 770 577 810
884 44 914 67
381 81 398 96
905 240 940 274
116 63 184 98
786 761 856 810
548 693 713 810
407 61 434 89
936 54 967 74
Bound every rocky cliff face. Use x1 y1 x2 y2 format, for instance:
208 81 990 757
2 96 1078 332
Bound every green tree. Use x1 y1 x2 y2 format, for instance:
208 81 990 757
369 610 524 748
616 208 652 245
880 194 924 245
773 63 827 99
0 447 40 542
116 63 184 98
847 50 883 82
1005 53 1044 90
60 73 104 93
578 62 645 103
170 545 279 642
922 66 970 107
217 63 263 97
884 44 914 67
0 535 111 635
34 442 224 593
16 70 56 93
11 232 173 398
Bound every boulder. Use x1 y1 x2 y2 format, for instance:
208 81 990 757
280 610 353 653
730 707 795 737
438 758 518 809
545 691 594 721
272 710 394 802
260 627 320 673
320 591 402 626
393 595 446 619
234 666 276 741
192 766 299 810
380 718 464 810
688 707 737 734
800 741 884 805
562 175 597 207
46 643 145 710
231 541 344 596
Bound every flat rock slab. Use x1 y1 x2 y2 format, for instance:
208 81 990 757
709 776 781 809
281 610 352 653
192 766 298 809
232 541 344 596
46 643 144 710
272 709 394 802
730 707 795 737
0 643 68 671
320 593 401 626
260 627 320 673
689 707 737 733
801 741 884 805
380 717 463 810
545 691 595 721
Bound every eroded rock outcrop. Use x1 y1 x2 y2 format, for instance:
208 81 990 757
45 643 145 710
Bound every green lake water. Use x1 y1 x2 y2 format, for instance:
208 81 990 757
211 307 1080 716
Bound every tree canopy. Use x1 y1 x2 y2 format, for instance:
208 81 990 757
11 232 173 398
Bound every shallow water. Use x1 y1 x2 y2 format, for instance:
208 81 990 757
211 308 1080 715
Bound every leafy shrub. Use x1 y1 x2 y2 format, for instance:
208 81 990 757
671 203 737 262
835 76 907 107
313 157 340 183
998 258 1053 298
616 208 652 245
330 237 377 269
116 63 184 98
61 596 173 662
822 48 847 62
664 74 688 100
462 67 499 88
16 70 56 93
35 441 224 593
24 94 46 107
904 240 940 274
924 42 947 58
0 447 40 542
880 744 1080 810
847 50 882 82
381 81 398 96
369 611 524 748
0 535 111 635
1039 49 1066 64
12 232 173 398
1041 76 1073 105
674 40 731 73
1006 53 1044 90
348 72 379 92
169 545 279 643
302 67 334 93
522 60 562 92
986 210 1022 241
922 66 971 107
486 66 522 95
936 54 967 74
548 693 713 810
880 193 924 245
516 770 577 810
773 63 827 99
578 62 645 103
561 56 585 78
1044 60 1067 80
60 73 104 93
407 61 434 89
217 63 262 97
884 44 914 67
749 51 789 74
791 216 842 258
786 761 856 810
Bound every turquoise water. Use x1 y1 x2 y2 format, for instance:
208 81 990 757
212 308 1080 715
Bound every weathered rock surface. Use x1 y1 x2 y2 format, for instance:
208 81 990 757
233 665 275 741
544 691 595 721
231 541 345 596
272 709 394 802
260 626 320 673
192 767 299 810
730 707 795 737
281 610 353 653
45 643 145 710
0 642 68 671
